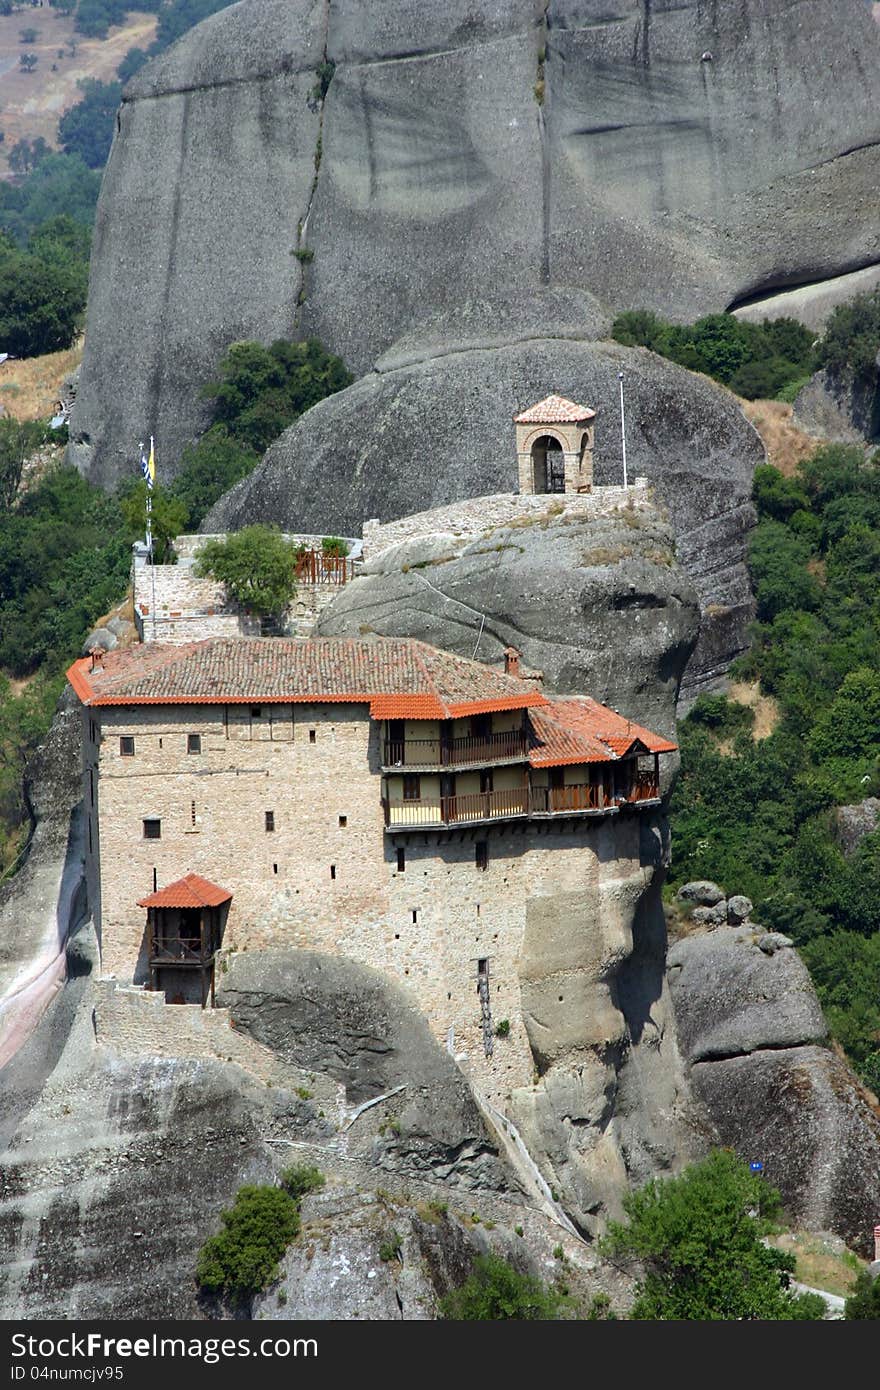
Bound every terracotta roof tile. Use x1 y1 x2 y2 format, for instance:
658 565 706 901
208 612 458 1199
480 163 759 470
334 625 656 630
529 697 677 768
137 873 232 909
68 637 549 720
513 393 596 425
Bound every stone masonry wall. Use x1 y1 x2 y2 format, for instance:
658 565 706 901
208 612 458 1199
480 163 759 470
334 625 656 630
91 702 658 1106
133 532 359 645
361 482 650 561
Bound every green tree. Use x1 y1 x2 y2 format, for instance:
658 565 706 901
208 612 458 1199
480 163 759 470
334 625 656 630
816 287 880 382
19 27 40 43
19 54 39 74
8 138 52 178
601 1150 825 1320
0 251 84 356
439 1252 570 1321
845 1269 880 1319
119 480 186 564
170 428 259 529
194 526 298 619
0 418 46 511
196 1186 300 1299
203 337 352 453
58 79 122 169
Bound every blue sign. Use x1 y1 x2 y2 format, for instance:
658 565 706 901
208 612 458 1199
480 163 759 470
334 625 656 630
749 1161 764 1173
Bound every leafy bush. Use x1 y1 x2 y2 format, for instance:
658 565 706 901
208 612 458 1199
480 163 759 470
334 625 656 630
202 337 352 454
194 525 299 618
321 535 349 557
195 1186 300 1298
439 1252 570 1321
601 1150 824 1320
170 429 259 529
611 309 814 399
816 286 880 383
845 1268 880 1318
0 250 85 357
279 1164 325 1201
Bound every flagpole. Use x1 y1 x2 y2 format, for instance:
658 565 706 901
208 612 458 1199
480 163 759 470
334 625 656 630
148 434 157 640
618 371 628 489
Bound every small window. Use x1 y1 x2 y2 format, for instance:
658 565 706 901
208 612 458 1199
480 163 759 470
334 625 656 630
187 733 201 754
330 864 336 880
309 728 317 744
475 840 488 871
403 773 420 801
411 908 418 924
190 801 197 827
338 815 347 827
273 863 278 875
152 868 158 892
120 736 135 757
143 819 161 840
265 810 275 833
251 706 262 718
396 847 406 873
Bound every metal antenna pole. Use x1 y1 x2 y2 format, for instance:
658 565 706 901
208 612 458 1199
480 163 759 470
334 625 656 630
618 371 628 489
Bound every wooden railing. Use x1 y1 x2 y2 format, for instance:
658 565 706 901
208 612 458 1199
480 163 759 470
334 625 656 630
149 938 214 965
384 778 661 828
530 783 603 814
383 729 529 768
294 550 353 585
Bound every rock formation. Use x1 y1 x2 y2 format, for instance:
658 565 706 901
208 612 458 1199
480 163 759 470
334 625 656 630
279 346 755 703
669 924 880 1255
70 0 880 491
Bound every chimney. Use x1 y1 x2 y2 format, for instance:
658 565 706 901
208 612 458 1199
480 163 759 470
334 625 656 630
504 646 521 678
89 646 105 672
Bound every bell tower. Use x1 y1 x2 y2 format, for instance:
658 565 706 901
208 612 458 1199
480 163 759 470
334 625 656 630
514 394 596 495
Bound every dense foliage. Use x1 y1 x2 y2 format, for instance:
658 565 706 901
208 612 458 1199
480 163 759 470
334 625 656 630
669 443 880 1092
0 154 101 246
612 309 815 400
601 1151 825 1320
815 284 880 384
0 216 89 356
171 338 352 526
844 1269 880 1318
195 1185 301 1299
439 1253 570 1321
58 80 123 168
194 526 299 618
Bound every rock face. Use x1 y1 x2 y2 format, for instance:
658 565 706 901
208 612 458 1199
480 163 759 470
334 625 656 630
315 488 700 729
669 925 880 1251
834 798 880 857
793 367 879 443
252 341 756 702
70 0 880 489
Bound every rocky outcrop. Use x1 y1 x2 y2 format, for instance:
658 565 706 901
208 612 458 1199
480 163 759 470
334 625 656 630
0 691 85 1073
834 798 880 857
315 484 700 727
669 925 880 1253
793 366 879 444
70 0 880 489
265 342 754 703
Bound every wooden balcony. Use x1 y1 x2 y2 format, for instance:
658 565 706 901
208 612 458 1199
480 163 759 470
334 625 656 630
149 937 215 967
383 778 662 830
383 729 529 770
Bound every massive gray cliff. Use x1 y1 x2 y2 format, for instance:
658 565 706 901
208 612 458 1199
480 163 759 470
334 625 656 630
70 0 880 489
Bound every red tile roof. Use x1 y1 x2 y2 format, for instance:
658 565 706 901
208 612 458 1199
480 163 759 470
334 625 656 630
137 873 232 909
67 637 549 720
514 394 596 424
529 697 677 768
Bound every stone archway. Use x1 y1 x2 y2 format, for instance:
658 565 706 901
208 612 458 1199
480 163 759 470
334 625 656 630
531 434 566 494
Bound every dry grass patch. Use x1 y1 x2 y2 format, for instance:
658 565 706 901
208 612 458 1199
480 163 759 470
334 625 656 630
767 1231 865 1299
739 398 817 476
0 342 83 422
727 679 779 741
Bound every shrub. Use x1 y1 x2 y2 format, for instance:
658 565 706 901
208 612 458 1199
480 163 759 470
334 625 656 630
378 1232 402 1262
279 1164 325 1201
845 1270 880 1319
321 535 349 557
195 1186 300 1298
194 525 299 619
439 1253 570 1320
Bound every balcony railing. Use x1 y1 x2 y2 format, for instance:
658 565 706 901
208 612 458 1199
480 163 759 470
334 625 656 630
624 774 660 802
383 729 529 769
149 938 215 965
530 783 603 814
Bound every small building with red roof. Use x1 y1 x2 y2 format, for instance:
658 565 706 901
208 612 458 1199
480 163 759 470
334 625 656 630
68 635 675 1090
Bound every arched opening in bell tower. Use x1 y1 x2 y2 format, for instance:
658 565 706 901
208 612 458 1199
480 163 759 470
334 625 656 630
531 434 565 493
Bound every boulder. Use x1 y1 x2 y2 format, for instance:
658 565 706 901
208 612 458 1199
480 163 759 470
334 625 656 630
81 627 116 655
209 339 758 703
691 902 728 928
70 0 880 489
726 894 753 924
669 925 880 1252
677 881 725 906
834 798 880 857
